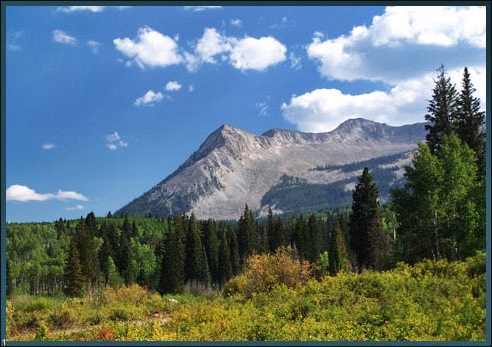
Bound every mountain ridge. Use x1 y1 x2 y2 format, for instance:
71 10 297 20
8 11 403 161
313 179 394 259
115 118 427 220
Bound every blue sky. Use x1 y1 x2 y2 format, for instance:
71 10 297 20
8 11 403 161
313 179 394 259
4 4 487 222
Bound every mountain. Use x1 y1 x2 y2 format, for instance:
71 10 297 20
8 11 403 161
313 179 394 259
115 118 426 220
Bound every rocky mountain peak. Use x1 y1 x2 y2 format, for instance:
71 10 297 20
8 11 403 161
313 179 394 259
115 118 427 220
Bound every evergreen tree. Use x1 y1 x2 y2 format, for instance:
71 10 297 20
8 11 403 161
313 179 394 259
202 219 219 284
116 219 134 285
159 227 185 294
349 167 380 271
184 213 211 286
367 203 390 270
73 217 98 290
63 238 85 297
228 228 241 275
425 64 459 154
456 67 486 179
267 207 285 252
328 219 350 275
217 227 232 287
238 204 257 259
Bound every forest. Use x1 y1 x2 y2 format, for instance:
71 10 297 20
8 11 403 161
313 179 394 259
5 65 487 341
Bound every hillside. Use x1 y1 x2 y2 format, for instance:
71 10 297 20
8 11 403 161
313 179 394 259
115 118 426 219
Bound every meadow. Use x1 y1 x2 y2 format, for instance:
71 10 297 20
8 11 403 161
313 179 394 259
6 250 486 342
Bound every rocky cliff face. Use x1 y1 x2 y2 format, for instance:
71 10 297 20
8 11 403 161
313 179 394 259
115 118 426 220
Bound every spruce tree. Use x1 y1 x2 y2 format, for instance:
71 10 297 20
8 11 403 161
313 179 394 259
64 238 85 297
349 167 380 271
184 213 211 286
217 227 232 287
228 228 241 275
425 64 459 154
159 227 185 294
456 67 486 179
202 219 219 284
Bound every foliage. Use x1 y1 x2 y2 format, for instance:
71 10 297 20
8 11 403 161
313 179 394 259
391 135 484 263
224 246 312 298
9 254 484 341
425 64 459 154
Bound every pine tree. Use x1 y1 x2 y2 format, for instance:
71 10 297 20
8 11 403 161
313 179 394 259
228 228 241 275
456 67 486 179
64 238 85 297
202 219 219 285
425 64 459 154
217 227 232 287
159 227 185 294
349 167 380 271
328 219 350 275
238 204 257 259
118 220 132 285
184 213 210 286
73 217 97 290
367 203 390 270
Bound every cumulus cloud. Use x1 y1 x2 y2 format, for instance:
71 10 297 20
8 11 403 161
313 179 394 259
284 6 486 133
230 36 287 71
6 185 88 202
87 40 102 53
193 28 233 65
66 205 85 211
42 143 56 150
282 65 485 133
165 81 182 91
57 6 131 13
307 6 485 83
183 6 222 12
188 28 287 71
53 29 77 45
134 90 164 107
114 27 182 69
106 131 128 150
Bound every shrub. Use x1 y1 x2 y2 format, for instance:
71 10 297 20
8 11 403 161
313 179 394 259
96 327 117 341
225 246 312 298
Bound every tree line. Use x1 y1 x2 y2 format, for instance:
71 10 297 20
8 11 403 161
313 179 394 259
6 65 485 298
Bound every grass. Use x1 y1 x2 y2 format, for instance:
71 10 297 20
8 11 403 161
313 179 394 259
6 251 486 341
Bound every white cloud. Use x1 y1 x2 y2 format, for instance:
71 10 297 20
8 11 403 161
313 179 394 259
66 205 85 211
286 6 486 133
289 52 302 70
53 29 77 45
230 36 287 71
230 19 242 27
183 6 222 12
307 6 486 83
42 143 56 150
134 90 164 107
256 102 269 117
370 6 485 48
165 81 182 91
186 28 287 72
57 6 105 13
271 16 290 29
281 65 486 133
57 6 131 13
188 85 195 92
87 40 102 53
6 185 88 202
193 28 233 65
106 131 128 150
114 27 182 69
